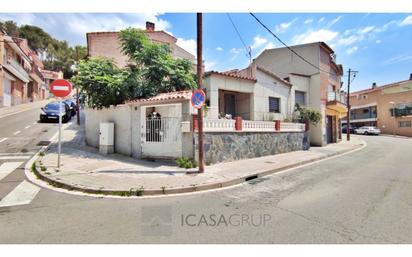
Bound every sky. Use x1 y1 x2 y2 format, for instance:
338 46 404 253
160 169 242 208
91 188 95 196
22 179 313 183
1 13 412 91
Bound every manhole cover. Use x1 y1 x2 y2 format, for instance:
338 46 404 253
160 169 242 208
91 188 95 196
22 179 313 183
37 141 51 146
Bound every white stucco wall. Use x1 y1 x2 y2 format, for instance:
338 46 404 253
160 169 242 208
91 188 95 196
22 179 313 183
254 43 320 79
84 105 132 156
254 70 291 121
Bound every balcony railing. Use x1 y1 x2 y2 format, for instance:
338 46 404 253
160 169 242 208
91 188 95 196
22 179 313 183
5 57 30 81
350 113 377 120
327 91 346 104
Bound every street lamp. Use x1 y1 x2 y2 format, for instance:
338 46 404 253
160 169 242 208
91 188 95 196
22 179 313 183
389 101 396 136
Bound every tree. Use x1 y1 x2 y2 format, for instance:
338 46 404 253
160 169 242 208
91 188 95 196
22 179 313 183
72 28 196 108
119 28 196 95
71 57 128 109
0 21 20 37
19 25 53 53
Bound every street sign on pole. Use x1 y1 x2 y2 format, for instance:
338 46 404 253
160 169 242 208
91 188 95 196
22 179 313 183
191 89 206 109
50 79 72 169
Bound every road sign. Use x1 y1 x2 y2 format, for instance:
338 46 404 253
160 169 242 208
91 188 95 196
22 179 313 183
50 79 72 98
49 79 72 169
191 89 206 109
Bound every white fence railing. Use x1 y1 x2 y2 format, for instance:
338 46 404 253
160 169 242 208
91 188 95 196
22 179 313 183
193 119 305 133
243 120 275 132
203 119 236 132
280 122 306 132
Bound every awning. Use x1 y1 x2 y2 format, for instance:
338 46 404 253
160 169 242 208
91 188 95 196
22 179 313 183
4 70 17 81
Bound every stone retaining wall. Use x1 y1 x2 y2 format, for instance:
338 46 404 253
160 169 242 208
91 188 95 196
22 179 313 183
196 132 310 164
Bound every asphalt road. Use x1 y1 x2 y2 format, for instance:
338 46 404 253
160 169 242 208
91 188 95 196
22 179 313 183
0 118 411 243
0 105 61 202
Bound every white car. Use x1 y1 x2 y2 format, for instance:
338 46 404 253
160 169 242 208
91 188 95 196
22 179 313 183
354 126 381 135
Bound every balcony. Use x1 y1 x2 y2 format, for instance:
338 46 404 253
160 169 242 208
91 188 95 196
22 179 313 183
326 91 348 114
3 56 30 83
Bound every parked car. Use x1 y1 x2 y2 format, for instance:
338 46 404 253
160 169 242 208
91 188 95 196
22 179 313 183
342 125 356 134
40 102 71 123
64 99 77 116
354 126 381 135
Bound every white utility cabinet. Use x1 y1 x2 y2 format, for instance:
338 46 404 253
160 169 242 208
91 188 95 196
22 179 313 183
99 122 114 155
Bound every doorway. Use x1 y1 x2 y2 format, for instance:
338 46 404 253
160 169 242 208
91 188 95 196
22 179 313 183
224 93 236 118
326 115 333 144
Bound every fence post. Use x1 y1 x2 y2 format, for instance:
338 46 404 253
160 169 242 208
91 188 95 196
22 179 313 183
275 120 281 131
234 116 243 131
192 114 198 132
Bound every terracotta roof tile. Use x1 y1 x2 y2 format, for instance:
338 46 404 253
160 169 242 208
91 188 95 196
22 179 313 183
126 90 192 104
351 79 412 95
204 70 257 82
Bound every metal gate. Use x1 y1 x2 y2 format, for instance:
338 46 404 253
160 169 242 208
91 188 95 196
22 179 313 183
142 117 182 158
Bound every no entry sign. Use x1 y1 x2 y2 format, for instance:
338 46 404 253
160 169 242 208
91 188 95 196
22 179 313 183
191 89 206 109
50 79 72 98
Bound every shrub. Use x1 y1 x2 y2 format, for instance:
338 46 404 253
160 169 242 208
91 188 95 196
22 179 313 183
176 157 197 169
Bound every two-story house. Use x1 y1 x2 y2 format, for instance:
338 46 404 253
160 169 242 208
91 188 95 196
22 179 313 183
14 38 47 102
204 42 346 146
0 30 32 107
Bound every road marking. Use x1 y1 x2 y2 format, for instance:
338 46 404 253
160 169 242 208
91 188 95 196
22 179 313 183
32 121 37 125
0 180 40 208
24 125 31 129
0 138 7 143
0 152 35 156
0 162 23 181
0 156 31 160
13 130 21 136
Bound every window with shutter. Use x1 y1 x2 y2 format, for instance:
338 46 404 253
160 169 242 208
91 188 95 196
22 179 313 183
269 97 280 113
295 91 306 106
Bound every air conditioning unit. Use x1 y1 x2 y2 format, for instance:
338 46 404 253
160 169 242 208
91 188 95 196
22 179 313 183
99 122 114 155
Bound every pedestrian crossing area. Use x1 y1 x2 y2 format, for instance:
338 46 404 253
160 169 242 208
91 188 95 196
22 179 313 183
0 153 41 208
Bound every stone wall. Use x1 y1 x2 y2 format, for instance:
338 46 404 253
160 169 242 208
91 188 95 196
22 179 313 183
195 132 310 164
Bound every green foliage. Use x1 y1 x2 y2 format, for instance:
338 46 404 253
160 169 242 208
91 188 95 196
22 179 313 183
71 57 129 109
176 157 198 169
294 104 322 125
119 28 196 95
0 20 20 37
73 28 196 108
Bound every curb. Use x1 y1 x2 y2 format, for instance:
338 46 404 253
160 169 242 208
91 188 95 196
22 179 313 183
26 138 367 198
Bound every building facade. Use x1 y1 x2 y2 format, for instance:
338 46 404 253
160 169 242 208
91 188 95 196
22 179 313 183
0 30 52 107
210 42 346 146
0 31 32 107
344 76 412 137
87 21 195 68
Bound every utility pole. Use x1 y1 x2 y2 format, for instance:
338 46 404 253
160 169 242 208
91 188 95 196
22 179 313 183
346 68 352 141
197 13 205 173
346 68 358 141
75 47 80 125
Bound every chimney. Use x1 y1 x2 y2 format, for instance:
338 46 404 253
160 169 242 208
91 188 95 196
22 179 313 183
146 22 155 32
372 82 377 89
409 73 412 80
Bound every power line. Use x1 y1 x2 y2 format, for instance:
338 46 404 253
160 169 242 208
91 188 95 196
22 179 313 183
226 13 251 63
249 12 338 76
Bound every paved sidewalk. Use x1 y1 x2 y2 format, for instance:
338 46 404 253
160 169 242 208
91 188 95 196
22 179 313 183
32 121 366 196
0 99 51 118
